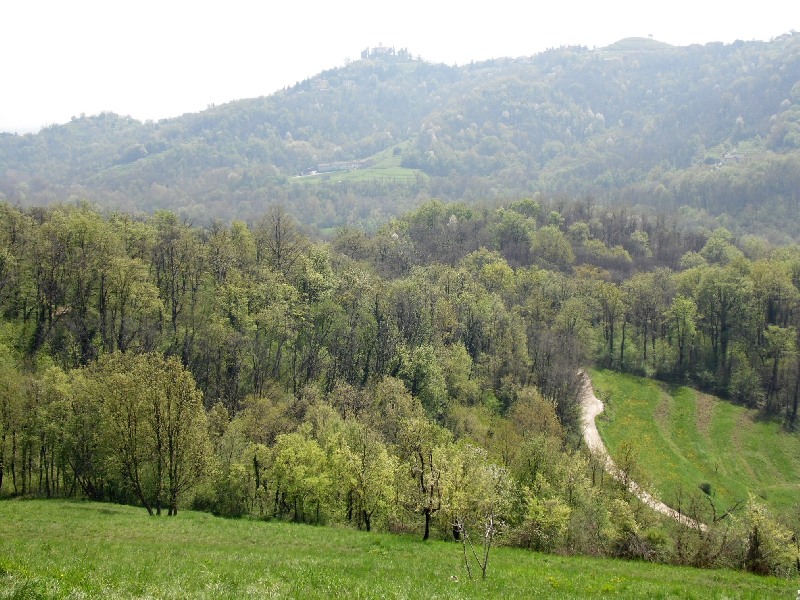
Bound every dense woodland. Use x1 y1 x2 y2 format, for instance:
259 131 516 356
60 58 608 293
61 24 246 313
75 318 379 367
2 35 800 241
0 198 798 576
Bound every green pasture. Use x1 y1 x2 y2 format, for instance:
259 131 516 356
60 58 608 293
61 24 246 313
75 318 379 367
0 500 794 599
302 143 425 184
590 369 800 519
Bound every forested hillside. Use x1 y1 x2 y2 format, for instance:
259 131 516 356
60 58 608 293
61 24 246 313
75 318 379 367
0 199 798 576
1 35 800 239
1 32 800 581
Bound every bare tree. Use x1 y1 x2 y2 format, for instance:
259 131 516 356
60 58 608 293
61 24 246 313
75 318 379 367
255 206 306 275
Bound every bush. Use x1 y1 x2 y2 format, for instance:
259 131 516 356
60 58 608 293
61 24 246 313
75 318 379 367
515 494 571 552
191 464 249 518
734 495 799 578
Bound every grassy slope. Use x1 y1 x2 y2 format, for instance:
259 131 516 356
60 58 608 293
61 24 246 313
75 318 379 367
0 500 795 599
301 143 424 184
590 369 800 517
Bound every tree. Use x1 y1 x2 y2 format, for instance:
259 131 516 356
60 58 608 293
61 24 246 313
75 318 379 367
530 225 574 272
254 205 306 276
518 492 572 553
344 421 397 531
397 344 447 417
596 281 624 368
761 325 797 415
507 386 564 440
398 417 452 541
0 345 22 494
105 256 162 352
62 369 107 500
161 356 211 515
271 427 331 523
364 376 423 445
736 494 798 577
666 295 698 375
93 353 209 515
622 271 672 370
151 212 206 348
445 443 514 579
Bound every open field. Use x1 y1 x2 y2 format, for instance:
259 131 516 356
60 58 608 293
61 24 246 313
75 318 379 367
590 369 800 520
0 499 796 599
300 143 425 184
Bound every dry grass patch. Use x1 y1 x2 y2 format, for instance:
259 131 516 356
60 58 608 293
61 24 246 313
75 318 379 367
695 393 715 438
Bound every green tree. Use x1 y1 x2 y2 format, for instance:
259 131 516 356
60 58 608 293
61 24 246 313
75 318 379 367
761 325 797 415
0 345 22 494
62 368 107 500
105 256 162 352
736 494 799 577
398 417 452 541
254 205 306 276
694 265 752 382
666 295 698 375
151 212 206 347
596 281 624 368
93 353 209 515
445 443 515 579
397 344 447 417
365 376 423 445
531 225 574 271
344 421 397 531
271 428 331 523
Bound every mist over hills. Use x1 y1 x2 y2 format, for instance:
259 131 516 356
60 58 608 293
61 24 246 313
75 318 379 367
1 35 799 239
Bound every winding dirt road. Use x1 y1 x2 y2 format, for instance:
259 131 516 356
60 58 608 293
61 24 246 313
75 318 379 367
580 372 707 531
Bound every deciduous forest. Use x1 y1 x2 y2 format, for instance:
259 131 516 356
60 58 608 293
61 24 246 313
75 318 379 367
0 197 797 576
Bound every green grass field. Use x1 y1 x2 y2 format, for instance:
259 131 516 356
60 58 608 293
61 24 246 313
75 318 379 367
0 499 796 599
590 369 800 519
301 143 425 184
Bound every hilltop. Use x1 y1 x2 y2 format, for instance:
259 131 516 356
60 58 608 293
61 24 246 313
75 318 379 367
1 35 799 239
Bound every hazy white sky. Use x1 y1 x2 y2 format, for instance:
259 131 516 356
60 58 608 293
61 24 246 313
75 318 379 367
1 0 797 133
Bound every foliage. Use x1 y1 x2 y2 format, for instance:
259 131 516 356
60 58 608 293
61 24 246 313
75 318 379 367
734 494 799 577
0 198 798 579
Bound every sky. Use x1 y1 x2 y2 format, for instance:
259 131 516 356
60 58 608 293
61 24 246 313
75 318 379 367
1 0 798 133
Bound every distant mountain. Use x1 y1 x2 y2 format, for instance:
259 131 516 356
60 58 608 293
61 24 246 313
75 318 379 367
1 36 799 239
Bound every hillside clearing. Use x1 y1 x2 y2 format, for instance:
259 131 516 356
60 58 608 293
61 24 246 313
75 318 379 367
589 369 800 519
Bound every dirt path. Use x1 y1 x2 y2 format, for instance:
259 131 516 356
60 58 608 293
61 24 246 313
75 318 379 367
580 372 707 532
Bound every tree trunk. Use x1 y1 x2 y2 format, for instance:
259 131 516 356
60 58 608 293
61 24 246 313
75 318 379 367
642 323 648 363
126 462 154 516
169 492 178 516
608 320 615 369
253 454 261 490
422 508 431 541
0 430 5 492
11 430 17 494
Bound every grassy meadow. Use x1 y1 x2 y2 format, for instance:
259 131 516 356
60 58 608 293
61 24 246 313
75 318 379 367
589 369 800 519
302 143 425 184
1 499 796 599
